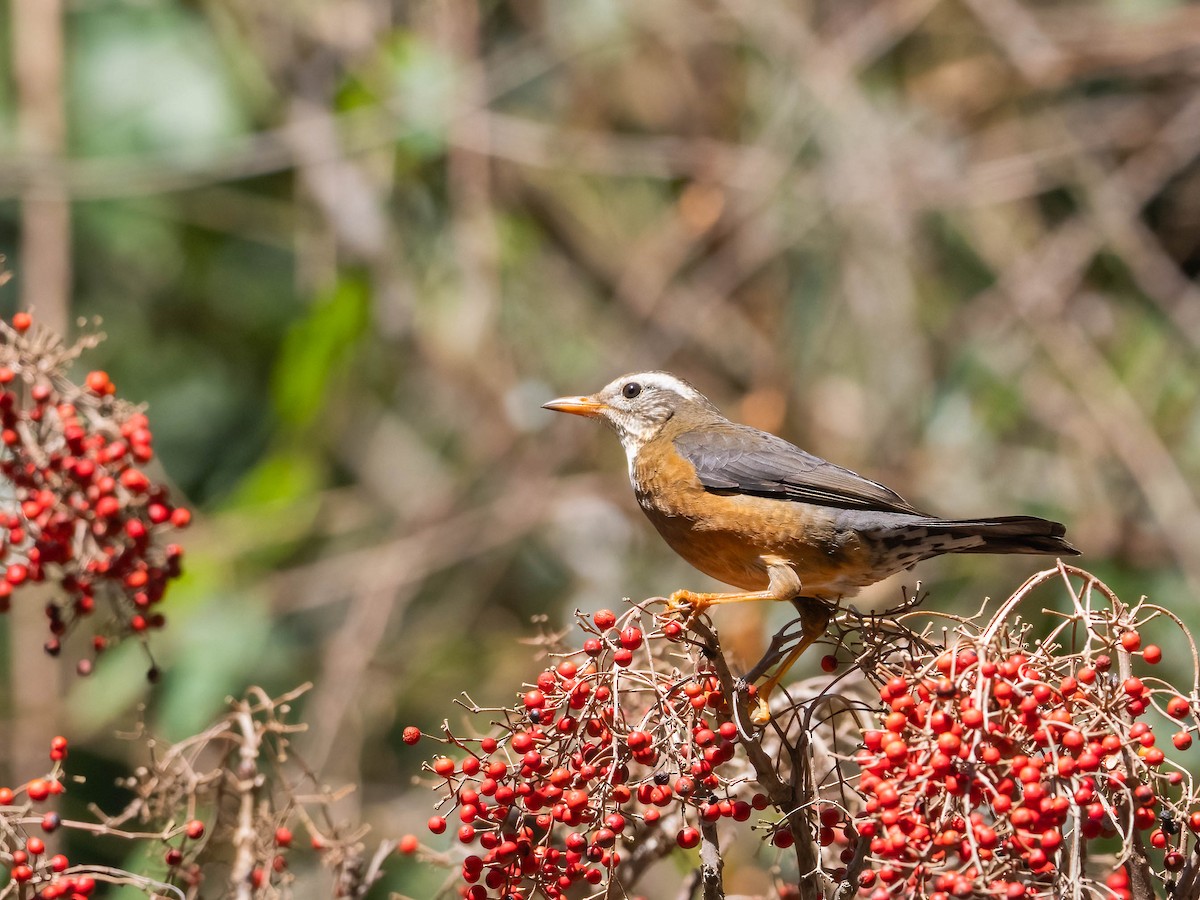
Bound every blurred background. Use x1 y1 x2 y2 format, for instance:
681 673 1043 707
2 0 1200 895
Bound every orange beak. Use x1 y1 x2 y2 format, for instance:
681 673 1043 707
542 395 606 418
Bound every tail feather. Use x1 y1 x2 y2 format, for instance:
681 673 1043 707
924 515 1080 557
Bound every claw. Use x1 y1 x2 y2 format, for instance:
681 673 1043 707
667 589 708 619
741 678 772 726
750 695 772 726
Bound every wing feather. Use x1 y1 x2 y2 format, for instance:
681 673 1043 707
673 425 923 514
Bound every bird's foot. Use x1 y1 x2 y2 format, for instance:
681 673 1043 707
736 677 771 726
667 589 710 620
749 694 772 727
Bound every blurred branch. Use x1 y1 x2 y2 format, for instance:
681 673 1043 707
10 0 68 784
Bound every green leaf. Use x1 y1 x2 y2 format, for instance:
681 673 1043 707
271 276 370 429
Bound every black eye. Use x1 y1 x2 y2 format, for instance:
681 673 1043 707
622 382 642 399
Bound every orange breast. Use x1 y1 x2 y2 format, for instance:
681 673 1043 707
630 438 876 599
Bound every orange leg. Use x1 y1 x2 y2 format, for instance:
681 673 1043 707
667 588 776 616
667 556 803 619
750 602 830 725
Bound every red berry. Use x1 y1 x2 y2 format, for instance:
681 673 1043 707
431 757 455 777
398 834 419 854
49 735 68 761
11 312 32 333
593 610 616 629
821 654 838 673
186 820 205 840
1173 732 1192 751
275 827 293 847
618 627 643 650
1120 631 1141 652
427 816 446 834
27 779 50 801
1168 696 1191 719
402 726 421 745
1143 644 1162 665
85 371 113 395
676 827 700 849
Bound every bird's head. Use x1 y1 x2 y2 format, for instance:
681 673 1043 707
543 371 723 459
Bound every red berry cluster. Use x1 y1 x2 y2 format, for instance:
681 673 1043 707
849 618 1198 900
409 605 778 900
0 312 190 671
0 736 87 899
408 566 1196 899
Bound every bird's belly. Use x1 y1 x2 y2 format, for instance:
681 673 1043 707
637 491 874 599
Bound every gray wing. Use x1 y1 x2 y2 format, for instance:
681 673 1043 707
673 424 924 514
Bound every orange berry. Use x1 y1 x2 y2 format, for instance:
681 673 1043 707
85 371 113 395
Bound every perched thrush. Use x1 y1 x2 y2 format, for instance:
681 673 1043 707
544 371 1078 723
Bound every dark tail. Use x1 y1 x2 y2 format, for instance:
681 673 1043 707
926 515 1080 556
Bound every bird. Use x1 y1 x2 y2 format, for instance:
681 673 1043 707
544 371 1079 724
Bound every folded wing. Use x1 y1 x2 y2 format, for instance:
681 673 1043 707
673 424 924 514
